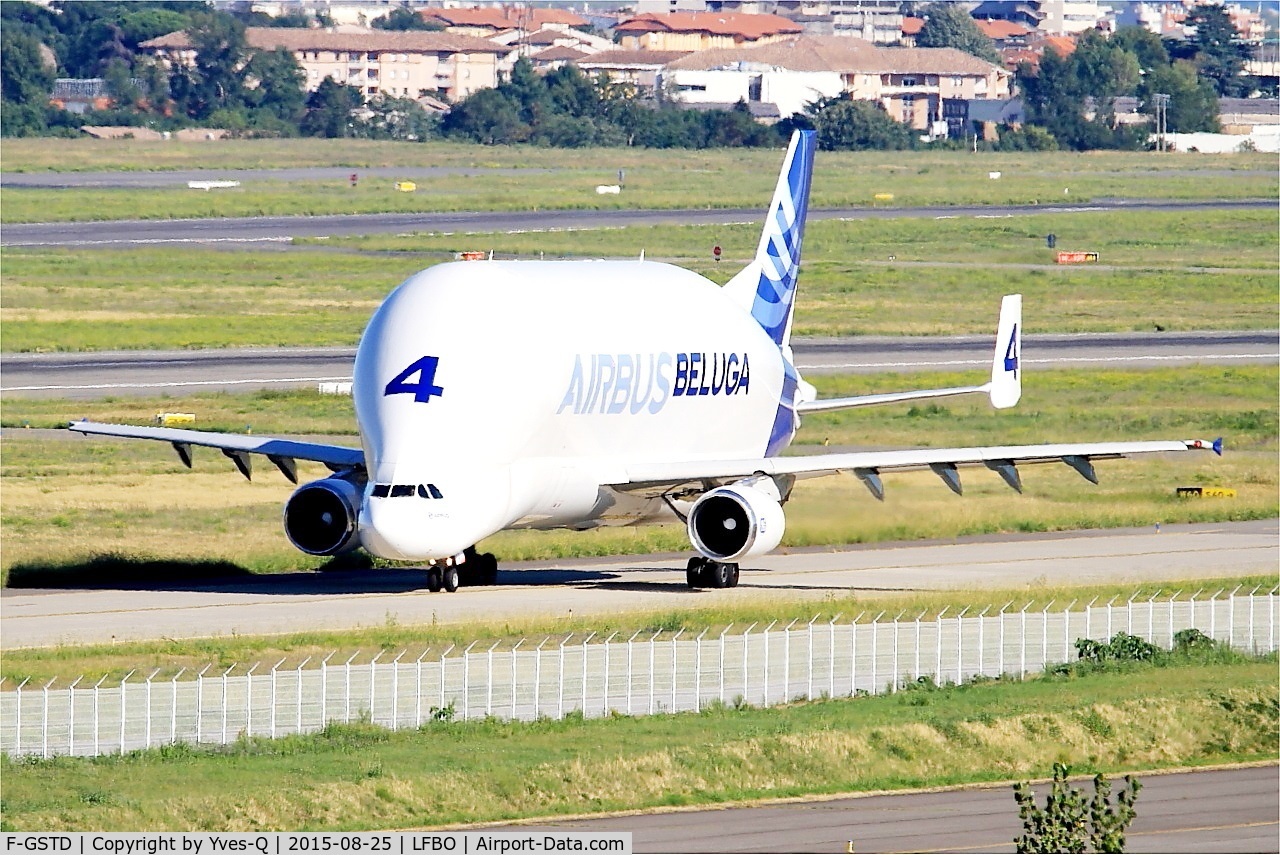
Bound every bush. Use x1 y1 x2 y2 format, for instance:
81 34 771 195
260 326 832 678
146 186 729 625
1014 762 1141 854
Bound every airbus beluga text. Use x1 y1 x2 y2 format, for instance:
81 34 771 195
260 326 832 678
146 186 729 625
72 131 1221 593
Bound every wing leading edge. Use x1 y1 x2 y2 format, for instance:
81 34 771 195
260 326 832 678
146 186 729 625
68 420 363 483
613 438 1222 500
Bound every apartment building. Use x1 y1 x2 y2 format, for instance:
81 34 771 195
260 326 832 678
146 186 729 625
140 27 506 102
614 11 803 51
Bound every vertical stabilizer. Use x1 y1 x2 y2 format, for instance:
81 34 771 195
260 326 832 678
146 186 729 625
724 129 817 348
988 293 1022 409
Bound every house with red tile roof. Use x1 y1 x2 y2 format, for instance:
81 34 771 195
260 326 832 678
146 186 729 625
615 11 803 51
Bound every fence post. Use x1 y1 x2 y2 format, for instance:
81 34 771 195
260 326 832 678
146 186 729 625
118 670 135 754
44 678 57 758
322 653 335 728
15 678 29 756
581 633 596 716
67 677 82 756
439 645 455 717
998 602 1011 676
89 675 104 752
1248 586 1261 653
239 666 252 739
851 613 864 696
1168 591 1181 646
1271 587 1277 652
170 665 185 742
482 644 496 720
742 623 756 704
1040 601 1053 671
534 638 547 720
1147 590 1160 644
914 612 924 680
387 653 403 729
890 612 904 693
783 620 797 703
604 633 616 715
829 615 841 699
719 625 733 704
1085 596 1098 642
510 641 523 721
290 658 308 735
694 630 707 712
1106 596 1118 640
626 632 640 716
763 621 776 705
934 607 949 685
1127 591 1137 635
1060 601 1075 665
648 631 660 714
871 612 883 695
1020 602 1032 677
368 652 384 726
221 665 235 745
344 653 358 723
144 670 159 750
1228 586 1242 648
807 616 820 701
976 607 990 678
268 660 284 738
955 607 970 685
1188 590 1201 641
671 629 684 712
558 636 571 719
1209 590 1220 640
461 643 476 721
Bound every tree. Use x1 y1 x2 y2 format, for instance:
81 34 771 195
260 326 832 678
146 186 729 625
1140 60 1220 133
373 7 443 31
916 2 1000 64
1014 763 1141 854
243 47 306 126
1109 25 1169 72
1 27 55 106
799 95 913 151
172 11 251 120
441 87 527 144
1185 3 1251 96
300 78 365 137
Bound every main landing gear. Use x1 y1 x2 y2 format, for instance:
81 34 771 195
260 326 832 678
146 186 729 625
686 556 740 589
426 547 498 593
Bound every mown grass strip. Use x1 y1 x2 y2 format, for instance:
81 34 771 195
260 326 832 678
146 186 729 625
0 656 1274 831
2 142 1274 224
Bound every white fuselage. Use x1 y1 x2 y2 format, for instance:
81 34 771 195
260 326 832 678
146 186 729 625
352 259 793 560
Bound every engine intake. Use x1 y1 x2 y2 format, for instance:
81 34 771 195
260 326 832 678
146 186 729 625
687 481 785 562
283 474 363 556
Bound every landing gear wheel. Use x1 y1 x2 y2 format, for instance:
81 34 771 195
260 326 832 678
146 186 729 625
426 566 443 593
727 563 740 588
708 560 732 589
442 564 459 593
686 557 706 589
476 551 499 586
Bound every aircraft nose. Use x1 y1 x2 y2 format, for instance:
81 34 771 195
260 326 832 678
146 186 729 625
359 495 461 561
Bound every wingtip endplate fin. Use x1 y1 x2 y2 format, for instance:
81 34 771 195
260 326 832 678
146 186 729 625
989 293 1022 409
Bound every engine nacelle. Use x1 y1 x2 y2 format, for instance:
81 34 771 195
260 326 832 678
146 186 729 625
687 480 786 562
283 474 364 556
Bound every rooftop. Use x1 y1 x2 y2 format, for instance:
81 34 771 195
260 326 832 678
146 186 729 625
142 27 508 55
615 11 803 41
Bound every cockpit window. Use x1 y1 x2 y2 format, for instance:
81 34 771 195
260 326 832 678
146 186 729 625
390 484 416 498
371 484 390 498
424 483 443 499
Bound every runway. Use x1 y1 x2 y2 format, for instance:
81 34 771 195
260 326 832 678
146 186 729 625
3 330 1275 398
517 764 1280 853
2 199 1272 247
3 520 1274 649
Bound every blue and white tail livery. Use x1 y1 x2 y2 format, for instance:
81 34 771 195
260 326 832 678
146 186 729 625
725 129 816 348
989 293 1022 409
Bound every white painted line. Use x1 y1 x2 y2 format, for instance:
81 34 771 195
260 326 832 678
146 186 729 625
799 353 1275 370
2 376 352 392
4 237 294 247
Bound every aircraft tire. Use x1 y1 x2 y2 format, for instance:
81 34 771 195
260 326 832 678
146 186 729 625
727 563 740 588
427 566 443 593
686 557 705 589
442 564 460 593
708 561 732 589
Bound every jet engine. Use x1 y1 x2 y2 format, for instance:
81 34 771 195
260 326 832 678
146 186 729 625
283 474 364 556
687 480 785 562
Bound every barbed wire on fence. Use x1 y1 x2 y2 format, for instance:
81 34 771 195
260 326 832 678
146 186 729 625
2 587 1276 759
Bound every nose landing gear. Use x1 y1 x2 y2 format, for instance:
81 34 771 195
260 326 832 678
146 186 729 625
426 547 498 592
686 556 740 589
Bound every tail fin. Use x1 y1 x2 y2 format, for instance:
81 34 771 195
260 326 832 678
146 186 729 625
988 293 1022 409
724 129 816 348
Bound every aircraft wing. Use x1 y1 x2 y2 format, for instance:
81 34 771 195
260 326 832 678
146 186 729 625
68 420 363 482
612 438 1222 500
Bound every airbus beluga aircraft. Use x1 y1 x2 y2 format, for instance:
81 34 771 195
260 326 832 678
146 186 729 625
71 130 1220 592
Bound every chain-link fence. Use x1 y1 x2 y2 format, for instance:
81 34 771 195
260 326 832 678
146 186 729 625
3 588 1275 758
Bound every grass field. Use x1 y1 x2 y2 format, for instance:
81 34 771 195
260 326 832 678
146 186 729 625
2 141 1274 224
1 653 1274 831
2 208 1275 351
2 366 1274 584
